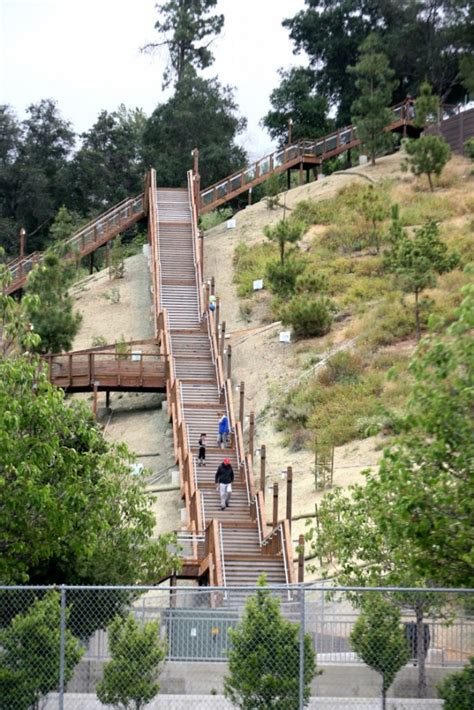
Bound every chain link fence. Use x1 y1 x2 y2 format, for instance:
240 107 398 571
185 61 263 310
0 584 472 709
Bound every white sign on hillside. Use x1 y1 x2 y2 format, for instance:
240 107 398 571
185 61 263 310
253 279 263 291
227 219 236 229
279 331 291 343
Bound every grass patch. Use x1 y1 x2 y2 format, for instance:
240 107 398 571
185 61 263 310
233 241 277 297
397 192 456 225
200 207 233 231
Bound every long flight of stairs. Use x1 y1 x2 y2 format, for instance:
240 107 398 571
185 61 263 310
156 187 287 589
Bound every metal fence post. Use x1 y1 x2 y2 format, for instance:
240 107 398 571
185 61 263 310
299 584 306 710
59 585 66 710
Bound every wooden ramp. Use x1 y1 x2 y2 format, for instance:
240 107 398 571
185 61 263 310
148 172 295 591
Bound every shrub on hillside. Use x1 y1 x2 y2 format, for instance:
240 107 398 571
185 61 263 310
464 138 474 161
265 258 305 297
362 295 418 346
281 294 333 338
200 207 233 231
318 351 364 385
295 271 328 294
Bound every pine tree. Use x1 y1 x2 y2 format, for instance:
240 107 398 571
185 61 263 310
348 34 398 165
24 251 82 353
413 82 439 129
403 135 451 191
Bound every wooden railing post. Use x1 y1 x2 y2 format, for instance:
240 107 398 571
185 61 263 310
239 381 245 423
227 343 232 380
260 444 266 499
210 276 215 296
273 482 279 527
215 297 220 339
286 466 293 533
92 382 98 419
298 534 305 583
205 281 210 309
248 411 255 460
220 321 226 362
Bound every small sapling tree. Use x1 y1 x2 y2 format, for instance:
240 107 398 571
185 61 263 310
265 172 283 210
263 218 305 267
359 185 390 253
413 82 439 129
109 235 125 279
224 578 316 709
384 218 459 339
0 591 83 710
403 135 451 191
350 595 410 710
97 614 166 710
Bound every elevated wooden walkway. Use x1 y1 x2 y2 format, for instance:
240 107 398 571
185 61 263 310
6 192 147 295
147 170 295 592
198 100 420 213
44 340 166 393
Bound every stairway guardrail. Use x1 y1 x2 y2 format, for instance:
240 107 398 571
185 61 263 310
187 170 205 318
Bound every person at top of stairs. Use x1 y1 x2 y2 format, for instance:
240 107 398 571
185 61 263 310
198 433 206 466
218 412 230 448
215 458 234 510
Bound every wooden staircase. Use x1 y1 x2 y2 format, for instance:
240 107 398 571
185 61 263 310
148 171 294 592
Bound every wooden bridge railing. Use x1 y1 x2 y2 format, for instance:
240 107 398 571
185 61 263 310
6 193 146 295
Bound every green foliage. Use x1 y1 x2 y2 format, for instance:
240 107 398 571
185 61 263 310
144 76 246 188
24 251 82 353
110 236 125 279
49 205 81 248
413 82 439 128
224 579 316 709
263 218 305 266
262 66 331 144
359 185 390 252
265 172 284 210
281 294 333 338
350 595 410 707
361 294 418 347
384 219 460 339
318 351 364 386
460 55 474 97
96 614 166 710
0 591 83 709
438 657 474 710
233 242 277 297
143 0 224 88
464 137 474 160
199 206 233 231
348 34 397 165
0 353 180 589
266 258 305 298
295 271 327 295
403 135 451 191
283 2 472 125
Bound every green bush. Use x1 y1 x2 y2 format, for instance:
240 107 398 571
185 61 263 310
362 295 418 346
233 242 277 297
437 657 474 710
295 271 328 294
281 294 333 338
266 258 305 297
200 207 233 231
464 138 474 160
318 351 364 385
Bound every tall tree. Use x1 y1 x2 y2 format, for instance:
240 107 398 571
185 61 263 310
403 134 451 192
144 75 246 188
142 0 224 88
283 1 474 125
348 34 398 165
413 81 439 128
0 106 22 255
70 105 146 214
262 67 331 144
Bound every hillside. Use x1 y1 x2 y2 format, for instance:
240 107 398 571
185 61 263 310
204 150 473 571
69 151 473 578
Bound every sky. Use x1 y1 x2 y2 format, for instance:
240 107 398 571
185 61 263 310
1 0 307 159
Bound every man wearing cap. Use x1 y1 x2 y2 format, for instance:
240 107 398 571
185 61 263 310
215 458 234 510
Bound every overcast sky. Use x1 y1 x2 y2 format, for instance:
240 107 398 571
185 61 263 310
1 0 307 159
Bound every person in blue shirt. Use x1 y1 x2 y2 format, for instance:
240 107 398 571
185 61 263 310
217 413 230 449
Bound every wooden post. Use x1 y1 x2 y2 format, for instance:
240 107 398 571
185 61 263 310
89 252 94 275
170 575 177 608
248 187 252 206
92 382 98 419
105 391 111 408
227 343 232 380
215 297 220 339
273 483 279 527
210 276 215 296
199 230 204 270
299 161 304 185
287 169 291 191
220 321 226 361
105 240 111 268
260 444 266 499
205 281 210 309
239 381 245 423
298 534 305 583
248 411 255 460
286 466 293 533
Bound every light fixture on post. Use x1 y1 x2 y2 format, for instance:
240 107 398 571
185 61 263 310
19 227 26 259
288 117 294 146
